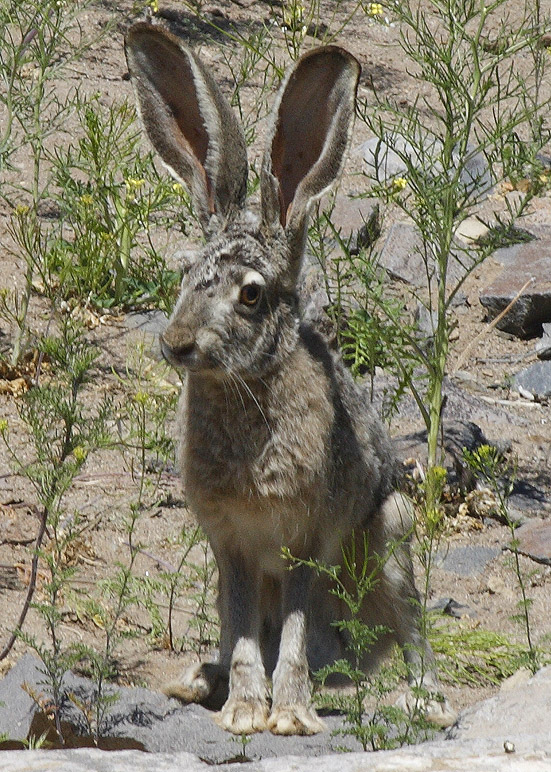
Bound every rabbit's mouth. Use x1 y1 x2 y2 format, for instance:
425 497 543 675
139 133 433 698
160 334 223 374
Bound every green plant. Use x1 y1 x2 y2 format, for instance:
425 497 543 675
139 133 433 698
0 315 112 740
430 618 532 687
0 0 98 180
62 345 179 738
129 524 215 654
462 445 539 671
115 342 178 508
184 535 219 658
275 0 384 58
412 465 448 644
308 207 416 417
0 312 172 742
22 730 50 750
48 96 185 312
99 342 217 663
284 535 433 751
358 0 551 510
0 4 184 368
222 25 279 149
73 504 143 741
230 730 253 761
0 0 103 365
279 0 310 59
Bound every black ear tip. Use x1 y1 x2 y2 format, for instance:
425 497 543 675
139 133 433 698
125 21 149 45
298 45 361 77
125 21 173 53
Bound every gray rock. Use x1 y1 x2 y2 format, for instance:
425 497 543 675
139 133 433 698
535 322 551 360
460 147 493 199
449 665 551 756
394 418 508 489
516 519 551 565
361 135 417 180
508 480 549 515
124 310 167 335
415 302 438 340
429 597 477 619
0 749 209 771
378 222 476 288
513 360 551 399
491 224 551 266
326 194 381 252
0 653 42 743
455 217 490 243
299 195 380 335
0 655 380 760
479 236 551 338
360 137 492 199
2 668 551 770
0 746 548 772
435 545 501 577
298 252 334 337
124 310 168 360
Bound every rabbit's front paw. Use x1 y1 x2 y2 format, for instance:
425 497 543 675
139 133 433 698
268 705 325 735
216 697 269 734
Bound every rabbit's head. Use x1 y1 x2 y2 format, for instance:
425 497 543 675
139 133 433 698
125 24 360 379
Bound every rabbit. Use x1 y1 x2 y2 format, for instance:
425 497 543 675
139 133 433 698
124 22 456 736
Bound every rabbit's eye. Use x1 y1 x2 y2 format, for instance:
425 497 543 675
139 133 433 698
239 283 261 307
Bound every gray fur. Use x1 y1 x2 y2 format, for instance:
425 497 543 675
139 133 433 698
125 23 456 736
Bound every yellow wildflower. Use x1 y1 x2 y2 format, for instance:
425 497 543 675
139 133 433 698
133 391 149 405
73 446 88 463
125 177 145 191
390 176 407 192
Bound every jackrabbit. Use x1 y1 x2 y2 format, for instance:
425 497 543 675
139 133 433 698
125 22 455 736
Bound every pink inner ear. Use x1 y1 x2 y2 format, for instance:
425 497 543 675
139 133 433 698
134 31 215 212
269 56 345 225
141 35 209 162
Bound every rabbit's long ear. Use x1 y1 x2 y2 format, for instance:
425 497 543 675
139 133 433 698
125 23 248 233
261 47 360 256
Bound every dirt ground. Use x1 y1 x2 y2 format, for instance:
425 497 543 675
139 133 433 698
1 0 550 735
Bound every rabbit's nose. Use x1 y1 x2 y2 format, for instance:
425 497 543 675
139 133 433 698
160 332 195 366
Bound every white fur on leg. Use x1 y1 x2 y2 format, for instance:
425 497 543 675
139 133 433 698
269 607 325 735
216 635 269 734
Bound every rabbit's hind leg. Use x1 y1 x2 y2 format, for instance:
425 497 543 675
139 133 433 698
163 661 229 711
364 492 456 728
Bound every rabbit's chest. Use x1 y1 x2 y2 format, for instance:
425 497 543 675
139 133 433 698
180 369 334 504
182 414 331 568
183 405 325 499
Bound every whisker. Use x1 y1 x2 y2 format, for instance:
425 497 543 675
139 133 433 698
228 368 271 431
225 370 247 415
